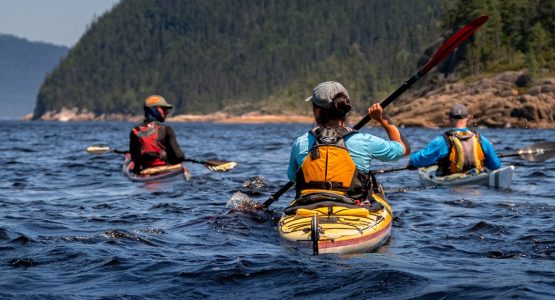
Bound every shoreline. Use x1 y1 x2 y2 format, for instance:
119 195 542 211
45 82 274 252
22 110 316 124
20 109 555 128
20 70 555 128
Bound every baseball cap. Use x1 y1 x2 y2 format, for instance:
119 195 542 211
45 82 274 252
448 104 469 119
144 95 173 108
305 81 350 108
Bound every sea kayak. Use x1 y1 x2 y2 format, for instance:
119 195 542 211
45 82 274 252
278 193 392 255
418 165 514 189
122 153 192 182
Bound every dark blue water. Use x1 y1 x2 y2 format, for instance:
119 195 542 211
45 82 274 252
0 120 553 299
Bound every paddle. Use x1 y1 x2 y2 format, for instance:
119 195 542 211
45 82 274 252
86 144 237 172
261 15 490 209
498 141 555 162
373 141 555 174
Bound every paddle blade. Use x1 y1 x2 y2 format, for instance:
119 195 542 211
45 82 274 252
204 160 237 172
518 141 555 162
420 15 489 75
86 145 112 154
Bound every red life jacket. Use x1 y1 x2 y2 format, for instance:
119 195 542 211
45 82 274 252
132 122 167 168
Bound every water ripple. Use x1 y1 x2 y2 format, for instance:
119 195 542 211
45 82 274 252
0 122 553 298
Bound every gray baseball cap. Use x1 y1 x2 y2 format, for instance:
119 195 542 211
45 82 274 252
305 81 350 108
448 104 469 119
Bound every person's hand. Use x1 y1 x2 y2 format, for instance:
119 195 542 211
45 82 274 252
368 103 384 122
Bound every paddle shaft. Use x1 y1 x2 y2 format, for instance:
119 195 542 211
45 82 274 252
262 181 295 208
353 75 419 130
185 158 206 164
373 141 555 174
88 145 234 169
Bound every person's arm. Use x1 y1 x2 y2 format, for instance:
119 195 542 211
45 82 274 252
368 103 410 155
408 136 448 168
129 130 142 174
163 125 185 164
480 135 501 170
287 139 301 182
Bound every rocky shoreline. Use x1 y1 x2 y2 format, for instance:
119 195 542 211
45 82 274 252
388 71 555 129
23 109 315 124
26 71 555 128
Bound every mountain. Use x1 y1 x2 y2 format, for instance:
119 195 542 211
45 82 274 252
33 0 445 119
0 34 67 119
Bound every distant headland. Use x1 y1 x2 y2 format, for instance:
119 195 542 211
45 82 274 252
25 71 555 128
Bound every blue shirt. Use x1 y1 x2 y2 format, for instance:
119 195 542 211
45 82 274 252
409 128 501 170
287 130 405 181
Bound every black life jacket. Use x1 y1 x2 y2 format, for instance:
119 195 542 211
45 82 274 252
438 129 486 175
295 127 371 200
132 122 167 168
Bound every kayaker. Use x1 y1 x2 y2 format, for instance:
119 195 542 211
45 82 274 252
129 95 185 174
407 103 500 175
287 81 410 203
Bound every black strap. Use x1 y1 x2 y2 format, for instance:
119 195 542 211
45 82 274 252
302 181 351 192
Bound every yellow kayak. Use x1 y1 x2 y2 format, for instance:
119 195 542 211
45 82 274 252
278 193 392 255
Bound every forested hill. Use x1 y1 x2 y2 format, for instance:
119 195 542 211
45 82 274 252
0 35 67 119
33 0 445 119
444 0 555 76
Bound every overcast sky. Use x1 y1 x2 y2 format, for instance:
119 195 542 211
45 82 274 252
0 0 120 47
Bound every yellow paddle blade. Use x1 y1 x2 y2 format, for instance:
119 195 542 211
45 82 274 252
140 164 183 175
206 161 237 172
86 145 112 154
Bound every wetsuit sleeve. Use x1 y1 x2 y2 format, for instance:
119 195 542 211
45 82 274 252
163 125 185 164
130 130 142 174
287 139 301 182
480 135 501 170
409 136 449 167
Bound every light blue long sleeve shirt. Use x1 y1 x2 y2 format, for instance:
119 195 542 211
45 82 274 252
287 131 405 182
409 128 501 170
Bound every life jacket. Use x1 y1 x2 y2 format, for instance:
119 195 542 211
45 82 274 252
438 129 486 175
295 127 370 199
132 122 167 168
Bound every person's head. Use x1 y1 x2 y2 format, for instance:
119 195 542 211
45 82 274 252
305 81 352 127
143 95 173 122
448 103 469 127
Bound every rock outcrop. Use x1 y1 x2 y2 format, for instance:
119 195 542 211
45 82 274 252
388 71 555 128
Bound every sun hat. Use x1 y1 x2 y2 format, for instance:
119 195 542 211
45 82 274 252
144 95 173 108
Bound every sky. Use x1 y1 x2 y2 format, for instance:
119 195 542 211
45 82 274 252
0 0 120 47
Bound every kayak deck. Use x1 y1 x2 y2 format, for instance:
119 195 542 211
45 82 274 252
122 154 191 182
418 165 514 189
278 193 392 255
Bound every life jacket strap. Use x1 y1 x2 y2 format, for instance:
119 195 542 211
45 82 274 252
301 181 351 192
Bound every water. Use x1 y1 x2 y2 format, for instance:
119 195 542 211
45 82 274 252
0 120 553 299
